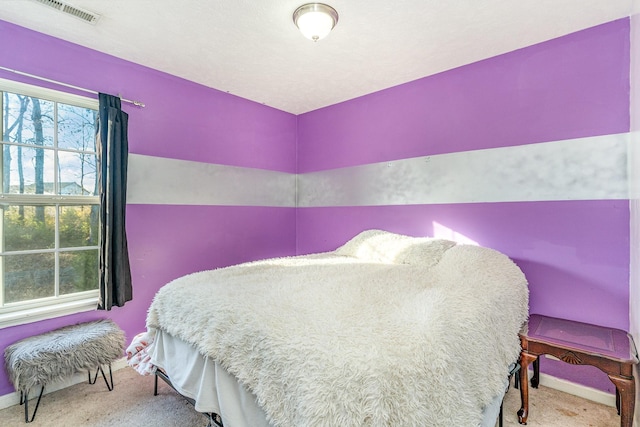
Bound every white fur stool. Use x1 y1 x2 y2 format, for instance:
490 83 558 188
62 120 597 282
4 319 125 423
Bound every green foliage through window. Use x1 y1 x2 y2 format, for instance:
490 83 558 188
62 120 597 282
0 84 99 310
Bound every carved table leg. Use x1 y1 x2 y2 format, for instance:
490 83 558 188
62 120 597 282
607 374 635 427
517 351 538 425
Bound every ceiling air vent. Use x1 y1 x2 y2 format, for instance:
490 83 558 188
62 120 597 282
33 0 101 24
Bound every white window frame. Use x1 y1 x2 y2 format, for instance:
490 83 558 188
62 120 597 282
0 78 99 329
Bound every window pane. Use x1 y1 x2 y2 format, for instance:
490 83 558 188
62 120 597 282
3 253 55 303
58 151 97 196
2 93 54 146
3 205 55 251
59 205 99 247
3 146 55 194
0 85 99 314
57 104 96 151
60 250 98 295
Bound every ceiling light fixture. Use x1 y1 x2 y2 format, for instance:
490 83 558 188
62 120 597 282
293 3 339 42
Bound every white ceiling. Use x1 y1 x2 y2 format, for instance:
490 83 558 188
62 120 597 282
0 0 633 114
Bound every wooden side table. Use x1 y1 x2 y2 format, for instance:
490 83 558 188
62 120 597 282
517 314 638 427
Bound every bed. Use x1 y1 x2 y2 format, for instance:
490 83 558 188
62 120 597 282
137 229 529 427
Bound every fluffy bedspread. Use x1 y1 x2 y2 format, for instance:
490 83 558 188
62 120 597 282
146 230 528 427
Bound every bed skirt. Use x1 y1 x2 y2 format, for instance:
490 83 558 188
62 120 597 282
149 329 507 427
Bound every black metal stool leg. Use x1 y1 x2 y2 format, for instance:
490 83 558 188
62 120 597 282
88 365 115 391
21 386 45 423
99 365 114 391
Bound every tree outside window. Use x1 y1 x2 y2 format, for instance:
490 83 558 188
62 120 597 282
0 85 99 316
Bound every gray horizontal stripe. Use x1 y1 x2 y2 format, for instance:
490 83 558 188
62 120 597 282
297 133 629 207
127 133 629 207
127 154 296 207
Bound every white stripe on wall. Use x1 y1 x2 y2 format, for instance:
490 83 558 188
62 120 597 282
127 154 296 207
297 133 629 207
127 133 629 207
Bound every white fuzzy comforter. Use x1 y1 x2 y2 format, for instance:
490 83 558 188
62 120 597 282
146 230 528 427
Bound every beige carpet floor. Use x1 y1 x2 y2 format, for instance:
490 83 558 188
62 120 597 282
501 382 619 427
0 367 621 426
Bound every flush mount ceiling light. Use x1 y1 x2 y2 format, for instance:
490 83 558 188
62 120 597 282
293 3 339 42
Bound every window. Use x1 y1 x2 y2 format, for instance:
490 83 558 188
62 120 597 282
0 79 99 327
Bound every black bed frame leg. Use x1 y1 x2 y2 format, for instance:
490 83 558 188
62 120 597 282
153 369 224 426
498 362 520 427
88 364 114 391
154 373 159 396
21 386 45 423
208 413 224 427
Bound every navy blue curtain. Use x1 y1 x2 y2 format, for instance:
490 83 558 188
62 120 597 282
96 93 132 310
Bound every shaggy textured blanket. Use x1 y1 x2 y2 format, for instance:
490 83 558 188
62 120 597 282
147 230 528 427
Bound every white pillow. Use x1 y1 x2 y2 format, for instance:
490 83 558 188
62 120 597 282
394 238 457 266
335 230 456 266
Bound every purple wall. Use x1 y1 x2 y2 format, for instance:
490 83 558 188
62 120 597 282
0 21 297 396
297 20 629 171
296 19 630 393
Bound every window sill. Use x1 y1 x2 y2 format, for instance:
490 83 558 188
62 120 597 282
0 297 98 329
